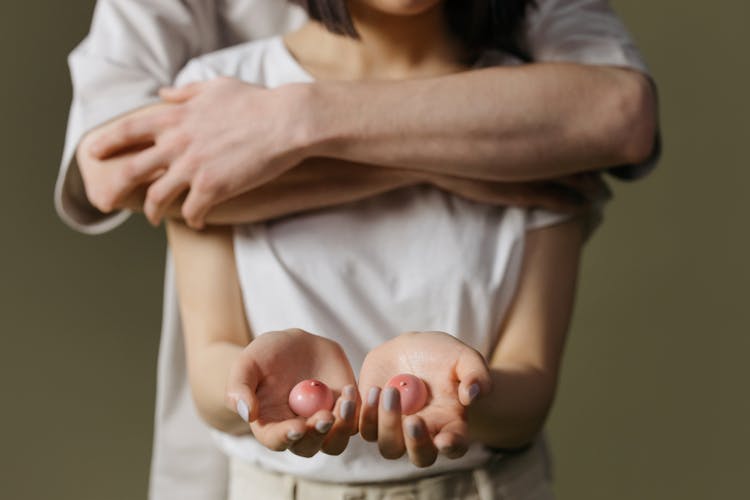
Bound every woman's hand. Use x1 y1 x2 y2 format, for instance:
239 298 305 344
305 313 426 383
225 328 360 458
358 332 492 467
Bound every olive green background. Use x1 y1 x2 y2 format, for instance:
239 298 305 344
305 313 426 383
1 1 747 499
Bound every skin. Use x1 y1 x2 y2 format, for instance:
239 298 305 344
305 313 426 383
78 2 657 229
78 118 607 226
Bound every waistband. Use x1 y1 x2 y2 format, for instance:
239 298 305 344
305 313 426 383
228 438 553 500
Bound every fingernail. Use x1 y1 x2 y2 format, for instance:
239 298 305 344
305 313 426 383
287 430 303 441
236 399 250 423
382 387 400 412
367 387 380 407
438 444 455 455
315 420 333 434
340 400 355 421
343 385 357 400
468 383 480 403
406 422 423 439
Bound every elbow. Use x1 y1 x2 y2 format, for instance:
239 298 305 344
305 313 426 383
607 71 659 166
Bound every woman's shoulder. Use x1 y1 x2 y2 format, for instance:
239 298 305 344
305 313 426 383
175 36 298 87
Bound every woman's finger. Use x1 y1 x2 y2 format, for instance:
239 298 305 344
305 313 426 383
377 387 405 459
250 418 308 452
433 420 470 459
455 348 492 406
321 385 359 456
225 354 262 423
403 415 437 467
358 386 380 442
288 409 335 458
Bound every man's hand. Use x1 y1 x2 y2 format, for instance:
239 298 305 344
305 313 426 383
85 77 312 227
225 329 360 458
358 332 492 467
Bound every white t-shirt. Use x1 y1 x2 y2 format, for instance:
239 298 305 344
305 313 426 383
174 36 571 482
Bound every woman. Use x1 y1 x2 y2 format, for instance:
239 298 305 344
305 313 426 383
56 1 657 498
164 1 646 498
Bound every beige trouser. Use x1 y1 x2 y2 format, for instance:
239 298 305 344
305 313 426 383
228 439 555 500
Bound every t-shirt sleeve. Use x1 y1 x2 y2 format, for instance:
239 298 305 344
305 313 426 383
55 0 222 234
526 0 660 180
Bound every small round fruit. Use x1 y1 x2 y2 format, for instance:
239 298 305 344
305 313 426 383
386 373 428 415
288 379 334 418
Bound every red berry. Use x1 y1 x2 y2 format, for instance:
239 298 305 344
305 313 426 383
288 379 334 417
386 373 428 415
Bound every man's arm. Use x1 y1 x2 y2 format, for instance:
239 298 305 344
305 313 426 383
304 63 655 180
79 103 608 226
55 0 305 233
85 61 650 228
67 0 658 230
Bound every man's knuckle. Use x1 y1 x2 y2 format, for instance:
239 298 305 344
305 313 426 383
194 169 222 195
122 157 142 178
116 119 135 140
147 186 167 205
161 133 185 154
90 189 114 213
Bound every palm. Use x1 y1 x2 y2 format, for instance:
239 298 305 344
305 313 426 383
360 332 478 437
243 330 356 425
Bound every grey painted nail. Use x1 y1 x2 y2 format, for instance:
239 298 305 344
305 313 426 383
287 430 303 441
343 385 357 400
236 399 250 423
340 400 355 420
406 422 423 439
367 387 381 407
468 383 481 402
315 420 333 434
382 387 400 412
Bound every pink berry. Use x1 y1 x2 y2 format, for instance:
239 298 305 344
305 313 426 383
288 379 334 418
386 373 428 415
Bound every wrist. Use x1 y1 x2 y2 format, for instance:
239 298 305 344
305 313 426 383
289 80 356 160
467 365 555 449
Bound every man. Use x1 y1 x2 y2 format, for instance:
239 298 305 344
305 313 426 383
56 1 658 498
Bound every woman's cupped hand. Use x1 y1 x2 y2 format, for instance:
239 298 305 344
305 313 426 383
225 328 360 458
225 329 491 466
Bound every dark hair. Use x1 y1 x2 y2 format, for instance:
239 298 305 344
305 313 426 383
294 0 537 62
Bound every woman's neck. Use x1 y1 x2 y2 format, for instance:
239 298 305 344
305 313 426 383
284 4 468 81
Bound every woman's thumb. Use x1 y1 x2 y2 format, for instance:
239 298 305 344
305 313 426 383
455 348 492 406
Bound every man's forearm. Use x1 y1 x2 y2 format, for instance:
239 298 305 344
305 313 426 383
126 161 606 225
123 158 423 224
301 63 657 181
202 158 421 225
